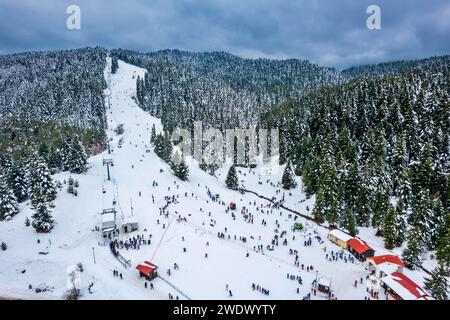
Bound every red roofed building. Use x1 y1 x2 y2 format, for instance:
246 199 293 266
136 261 158 280
381 272 431 300
366 255 404 278
347 238 375 261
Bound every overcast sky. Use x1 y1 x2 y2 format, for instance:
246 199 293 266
0 0 449 68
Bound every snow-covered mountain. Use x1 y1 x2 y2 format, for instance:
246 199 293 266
0 50 449 300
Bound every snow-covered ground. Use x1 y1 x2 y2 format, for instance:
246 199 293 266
0 58 431 300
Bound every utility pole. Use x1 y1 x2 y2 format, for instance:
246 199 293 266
92 247 96 264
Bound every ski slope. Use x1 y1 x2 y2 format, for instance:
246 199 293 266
0 58 431 300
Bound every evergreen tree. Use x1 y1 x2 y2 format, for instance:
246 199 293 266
402 226 424 268
61 136 88 173
356 173 371 226
410 189 433 249
281 163 297 190
171 152 189 181
31 195 54 233
0 173 19 221
436 215 450 273
111 56 119 74
29 154 57 206
394 199 407 246
154 133 173 163
342 206 357 236
383 206 397 249
9 159 29 203
424 263 449 300
150 124 157 144
225 165 239 190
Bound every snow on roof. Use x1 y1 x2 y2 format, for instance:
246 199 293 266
328 229 353 242
122 216 138 224
381 272 429 300
367 255 404 267
318 276 331 287
378 263 401 276
144 260 158 269
102 213 115 223
347 238 372 254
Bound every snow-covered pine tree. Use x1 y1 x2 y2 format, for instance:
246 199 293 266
424 263 449 300
410 189 433 249
111 56 119 74
356 173 371 227
9 159 29 203
225 165 239 190
176 159 189 181
436 215 450 273
429 198 446 250
171 151 189 181
394 199 407 246
383 206 397 249
61 136 88 174
402 226 424 269
313 142 339 225
0 173 19 221
29 154 57 206
67 135 88 174
154 133 173 163
281 163 296 190
150 124 156 144
31 192 54 233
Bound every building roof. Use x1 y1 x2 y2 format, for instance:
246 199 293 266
347 238 372 254
367 255 404 267
122 216 138 224
318 276 331 287
102 213 115 223
136 264 155 276
381 272 429 300
328 229 353 243
144 260 158 269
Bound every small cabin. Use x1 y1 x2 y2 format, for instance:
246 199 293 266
101 212 116 238
347 238 375 261
136 260 158 281
317 276 332 294
122 217 139 233
327 229 353 249
366 255 404 279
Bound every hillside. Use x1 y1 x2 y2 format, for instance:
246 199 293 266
112 49 344 130
263 56 450 265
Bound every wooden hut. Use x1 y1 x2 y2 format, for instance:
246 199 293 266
347 238 375 261
317 276 332 294
122 216 139 233
327 229 353 249
136 260 158 281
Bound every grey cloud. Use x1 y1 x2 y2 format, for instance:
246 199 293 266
0 0 449 68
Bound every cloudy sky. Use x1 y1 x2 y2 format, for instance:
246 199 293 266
0 0 449 68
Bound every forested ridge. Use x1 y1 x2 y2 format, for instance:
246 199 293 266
265 56 450 266
112 49 344 131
